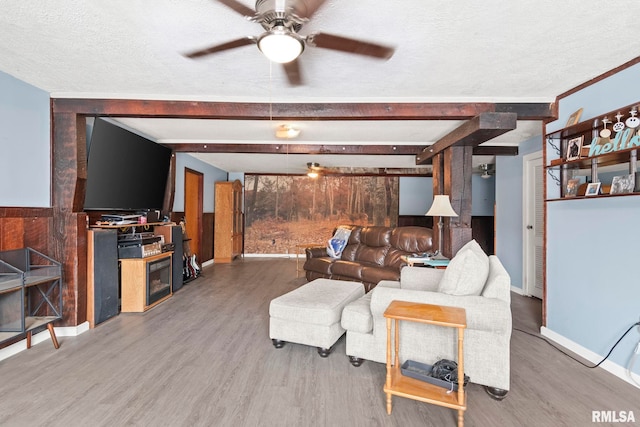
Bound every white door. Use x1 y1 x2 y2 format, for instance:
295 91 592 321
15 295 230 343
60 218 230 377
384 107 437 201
523 152 544 299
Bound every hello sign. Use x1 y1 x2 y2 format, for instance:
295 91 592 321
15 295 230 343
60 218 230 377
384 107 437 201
588 128 640 157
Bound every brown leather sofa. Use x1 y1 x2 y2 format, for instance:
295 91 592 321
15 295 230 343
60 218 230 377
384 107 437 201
303 225 434 292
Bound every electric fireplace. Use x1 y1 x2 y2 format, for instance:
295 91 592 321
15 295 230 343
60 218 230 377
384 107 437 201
120 252 173 313
147 256 171 306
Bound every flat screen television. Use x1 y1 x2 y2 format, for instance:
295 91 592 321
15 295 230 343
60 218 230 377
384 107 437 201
84 118 172 212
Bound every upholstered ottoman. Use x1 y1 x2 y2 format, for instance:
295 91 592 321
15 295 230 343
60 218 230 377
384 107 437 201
269 278 365 357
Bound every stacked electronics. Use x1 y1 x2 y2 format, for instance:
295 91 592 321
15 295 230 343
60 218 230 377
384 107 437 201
117 232 162 259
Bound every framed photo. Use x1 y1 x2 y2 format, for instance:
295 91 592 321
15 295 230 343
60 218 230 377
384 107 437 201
585 182 601 196
565 108 583 127
565 136 583 161
565 178 580 197
610 174 635 194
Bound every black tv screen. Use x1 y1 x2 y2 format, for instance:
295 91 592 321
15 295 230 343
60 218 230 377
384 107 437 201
84 118 172 211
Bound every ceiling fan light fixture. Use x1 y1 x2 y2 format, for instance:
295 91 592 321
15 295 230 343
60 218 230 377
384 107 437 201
307 162 320 178
275 124 301 139
479 163 493 179
257 26 304 63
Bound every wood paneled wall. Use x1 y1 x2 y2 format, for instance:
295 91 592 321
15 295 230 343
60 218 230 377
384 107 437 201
0 208 54 253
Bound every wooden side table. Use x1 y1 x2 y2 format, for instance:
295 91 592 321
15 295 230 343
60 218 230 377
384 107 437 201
400 255 430 267
383 300 467 427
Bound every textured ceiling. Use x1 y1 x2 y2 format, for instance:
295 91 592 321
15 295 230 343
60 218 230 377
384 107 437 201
1 1 639 173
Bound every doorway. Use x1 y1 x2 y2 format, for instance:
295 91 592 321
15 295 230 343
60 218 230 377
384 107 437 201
523 151 543 300
184 168 203 261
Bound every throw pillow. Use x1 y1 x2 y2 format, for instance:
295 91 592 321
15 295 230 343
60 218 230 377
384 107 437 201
437 240 489 296
327 226 352 258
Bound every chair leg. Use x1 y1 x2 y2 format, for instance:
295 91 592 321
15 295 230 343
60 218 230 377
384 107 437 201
271 339 285 349
47 323 60 349
348 356 364 367
485 386 508 400
26 331 32 349
317 347 332 357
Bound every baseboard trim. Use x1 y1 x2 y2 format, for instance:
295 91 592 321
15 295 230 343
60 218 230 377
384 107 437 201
510 285 525 295
541 326 640 389
0 321 90 362
243 253 291 259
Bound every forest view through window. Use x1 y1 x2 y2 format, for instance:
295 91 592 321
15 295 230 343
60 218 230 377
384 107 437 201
244 175 399 254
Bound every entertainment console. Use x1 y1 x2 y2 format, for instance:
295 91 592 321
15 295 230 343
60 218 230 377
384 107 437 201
86 222 184 326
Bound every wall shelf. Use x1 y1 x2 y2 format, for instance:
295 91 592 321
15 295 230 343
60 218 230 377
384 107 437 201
545 101 640 200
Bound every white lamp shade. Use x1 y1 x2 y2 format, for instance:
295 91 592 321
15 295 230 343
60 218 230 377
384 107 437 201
425 195 458 217
257 28 304 63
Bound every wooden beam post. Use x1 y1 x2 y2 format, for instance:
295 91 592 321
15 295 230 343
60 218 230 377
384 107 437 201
52 112 88 326
416 112 517 165
443 146 473 257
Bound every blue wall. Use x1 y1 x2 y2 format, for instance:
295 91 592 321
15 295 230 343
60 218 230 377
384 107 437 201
400 176 495 216
495 136 543 288
0 71 50 207
174 154 228 213
545 62 640 375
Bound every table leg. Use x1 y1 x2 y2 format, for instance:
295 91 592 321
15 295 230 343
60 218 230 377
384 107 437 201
47 323 60 349
385 317 392 414
457 327 465 427
26 331 31 349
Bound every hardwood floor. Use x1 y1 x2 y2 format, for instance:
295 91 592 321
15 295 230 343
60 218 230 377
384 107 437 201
0 258 638 426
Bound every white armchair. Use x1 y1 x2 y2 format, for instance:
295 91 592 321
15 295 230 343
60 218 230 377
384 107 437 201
341 240 512 399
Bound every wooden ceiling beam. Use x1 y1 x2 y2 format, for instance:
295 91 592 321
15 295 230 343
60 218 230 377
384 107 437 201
164 143 518 157
52 99 553 121
164 144 420 155
416 112 517 164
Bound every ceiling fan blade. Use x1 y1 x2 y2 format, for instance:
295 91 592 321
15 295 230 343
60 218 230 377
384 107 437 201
214 0 256 18
291 0 328 19
307 32 395 60
283 60 303 86
184 37 256 58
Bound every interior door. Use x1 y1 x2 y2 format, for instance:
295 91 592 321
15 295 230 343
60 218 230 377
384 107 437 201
523 152 543 299
184 168 203 260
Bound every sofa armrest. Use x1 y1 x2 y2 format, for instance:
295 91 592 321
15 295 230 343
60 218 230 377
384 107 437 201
306 246 328 259
370 286 511 334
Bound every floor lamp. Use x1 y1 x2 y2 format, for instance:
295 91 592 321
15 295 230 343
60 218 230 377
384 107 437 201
425 195 458 260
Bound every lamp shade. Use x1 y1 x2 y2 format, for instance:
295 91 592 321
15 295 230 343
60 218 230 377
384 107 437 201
425 195 458 217
257 27 304 63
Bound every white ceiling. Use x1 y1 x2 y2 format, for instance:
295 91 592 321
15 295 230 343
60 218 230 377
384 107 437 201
1 1 639 174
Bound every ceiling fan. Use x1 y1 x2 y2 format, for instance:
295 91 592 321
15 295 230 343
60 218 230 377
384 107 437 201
306 162 325 178
476 163 495 179
184 0 395 85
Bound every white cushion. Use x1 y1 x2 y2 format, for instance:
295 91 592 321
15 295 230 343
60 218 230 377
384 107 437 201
437 240 489 296
341 292 373 333
269 278 364 326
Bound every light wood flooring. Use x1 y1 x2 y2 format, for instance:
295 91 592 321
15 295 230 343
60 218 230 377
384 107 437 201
0 258 638 427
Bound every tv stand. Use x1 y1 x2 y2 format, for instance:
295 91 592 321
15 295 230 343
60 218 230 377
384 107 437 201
86 222 184 325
